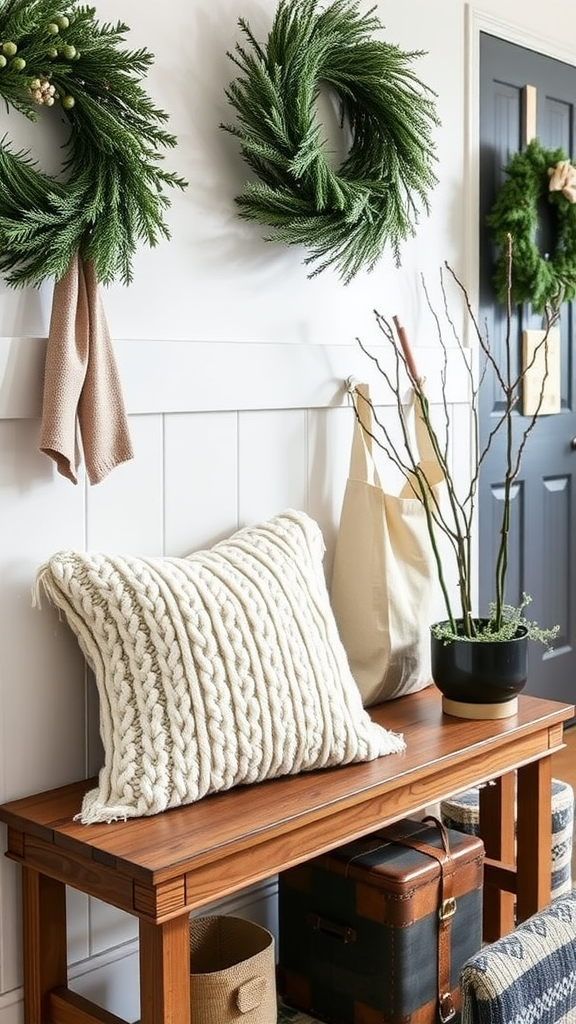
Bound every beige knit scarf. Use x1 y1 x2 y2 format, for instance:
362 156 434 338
39 252 134 485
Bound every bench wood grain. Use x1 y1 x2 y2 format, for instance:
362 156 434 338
1 686 573 1024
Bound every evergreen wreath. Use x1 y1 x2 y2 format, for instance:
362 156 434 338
0 0 187 287
221 0 439 284
487 138 576 314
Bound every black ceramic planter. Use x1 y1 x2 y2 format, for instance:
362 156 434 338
430 620 529 719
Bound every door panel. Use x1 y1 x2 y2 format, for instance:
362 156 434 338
543 475 570 649
479 33 576 710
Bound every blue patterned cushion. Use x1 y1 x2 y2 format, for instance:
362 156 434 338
460 891 576 1024
440 779 574 900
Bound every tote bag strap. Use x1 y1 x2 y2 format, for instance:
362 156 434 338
412 390 444 488
393 317 444 490
348 383 382 488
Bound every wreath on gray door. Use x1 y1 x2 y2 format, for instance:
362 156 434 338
487 139 576 315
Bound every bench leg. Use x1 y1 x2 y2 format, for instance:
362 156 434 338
22 867 67 1024
139 916 191 1024
516 756 552 921
479 773 516 940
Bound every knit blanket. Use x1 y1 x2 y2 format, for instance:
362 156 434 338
39 252 133 485
460 891 576 1024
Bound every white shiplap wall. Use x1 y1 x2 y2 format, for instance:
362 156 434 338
0 335 470 1022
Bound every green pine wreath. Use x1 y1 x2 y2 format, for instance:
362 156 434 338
0 0 187 287
487 139 576 314
221 0 439 284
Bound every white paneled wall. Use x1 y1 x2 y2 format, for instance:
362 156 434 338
0 336 469 1021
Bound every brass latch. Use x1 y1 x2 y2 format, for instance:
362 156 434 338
439 897 457 921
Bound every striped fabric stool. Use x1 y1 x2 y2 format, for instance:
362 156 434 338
440 778 574 900
460 890 576 1024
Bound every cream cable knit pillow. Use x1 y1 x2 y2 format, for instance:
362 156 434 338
36 510 405 824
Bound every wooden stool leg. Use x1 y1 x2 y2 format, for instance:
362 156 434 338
516 756 552 922
479 773 516 940
139 916 191 1024
22 867 67 1024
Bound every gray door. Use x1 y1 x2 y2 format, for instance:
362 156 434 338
479 33 576 711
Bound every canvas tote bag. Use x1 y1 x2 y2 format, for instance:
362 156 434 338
330 382 444 706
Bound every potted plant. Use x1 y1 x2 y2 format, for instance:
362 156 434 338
354 235 558 719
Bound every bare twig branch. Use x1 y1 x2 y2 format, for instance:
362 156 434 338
354 231 554 638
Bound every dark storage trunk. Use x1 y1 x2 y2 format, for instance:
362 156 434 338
278 817 484 1024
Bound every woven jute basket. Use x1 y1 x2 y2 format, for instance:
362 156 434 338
190 915 277 1023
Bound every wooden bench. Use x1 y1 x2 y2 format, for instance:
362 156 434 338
0 686 573 1024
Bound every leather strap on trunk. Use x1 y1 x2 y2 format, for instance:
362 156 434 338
377 816 457 1023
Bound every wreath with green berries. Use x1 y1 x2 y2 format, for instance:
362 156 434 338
0 0 187 287
487 138 576 314
221 0 439 284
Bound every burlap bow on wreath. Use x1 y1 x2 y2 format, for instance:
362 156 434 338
548 160 576 204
